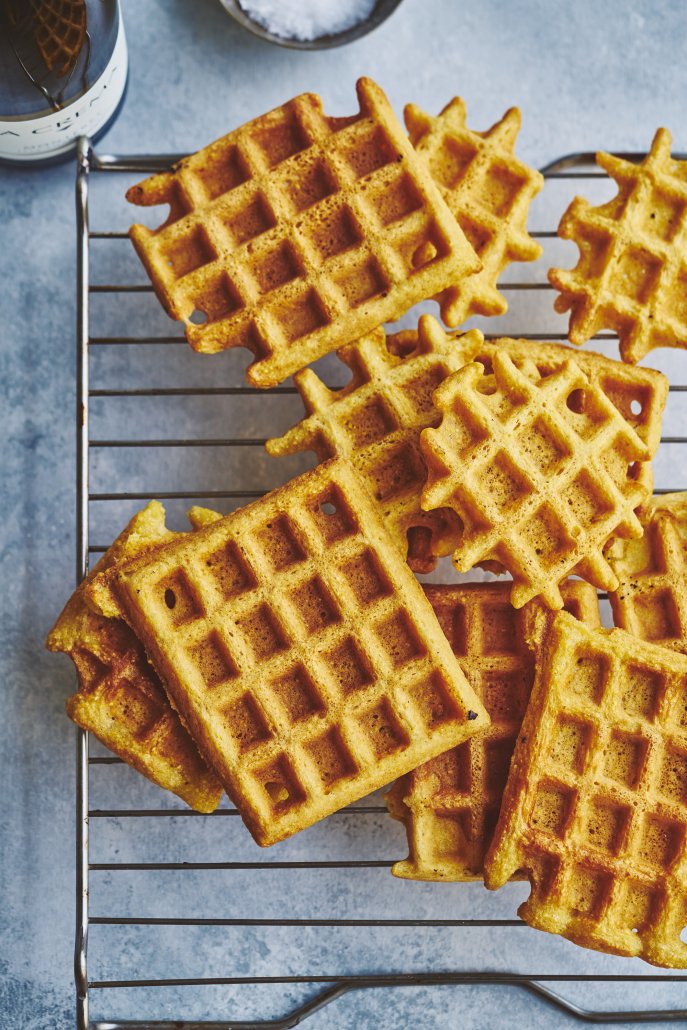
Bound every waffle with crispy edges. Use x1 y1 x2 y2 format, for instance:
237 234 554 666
420 352 650 609
266 316 483 573
46 502 223 814
448 331 667 495
85 461 488 847
485 612 687 968
387 581 601 882
549 129 687 364
406 98 543 327
125 78 480 388
606 493 687 653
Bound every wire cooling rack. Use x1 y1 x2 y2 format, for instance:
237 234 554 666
74 136 687 1029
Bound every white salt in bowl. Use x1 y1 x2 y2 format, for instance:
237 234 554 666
218 0 404 50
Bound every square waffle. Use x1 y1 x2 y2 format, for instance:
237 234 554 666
387 580 601 881
125 77 480 388
46 502 223 814
485 612 687 969
266 316 483 573
406 98 543 327
420 351 650 609
85 461 488 847
549 129 687 364
606 493 687 653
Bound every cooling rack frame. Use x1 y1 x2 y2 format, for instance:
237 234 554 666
73 136 687 1029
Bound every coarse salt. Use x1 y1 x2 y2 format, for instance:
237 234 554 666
238 0 378 42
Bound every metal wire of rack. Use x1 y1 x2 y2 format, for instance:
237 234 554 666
74 136 687 1029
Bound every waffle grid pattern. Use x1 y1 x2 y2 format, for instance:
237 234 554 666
485 613 687 968
406 98 543 327
31 0 86 74
126 78 479 387
266 317 482 572
421 352 650 608
47 503 222 813
607 494 687 653
67 627 222 813
388 581 601 881
91 462 486 846
549 129 687 364
449 332 668 495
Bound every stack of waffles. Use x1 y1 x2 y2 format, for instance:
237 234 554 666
48 78 687 969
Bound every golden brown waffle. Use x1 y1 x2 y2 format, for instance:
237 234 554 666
125 78 480 388
606 493 687 653
406 98 543 327
266 316 484 573
448 332 667 496
485 612 687 968
268 317 666 572
46 502 223 814
31 0 86 75
387 581 601 882
420 352 650 609
86 461 488 847
549 129 687 364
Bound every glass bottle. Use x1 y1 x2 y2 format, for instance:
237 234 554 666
0 0 128 163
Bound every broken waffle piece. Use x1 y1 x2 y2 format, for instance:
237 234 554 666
266 316 484 573
549 129 687 364
606 493 687 653
406 98 543 327
420 351 650 609
387 580 601 882
46 502 223 814
484 612 687 969
85 460 488 847
126 77 480 388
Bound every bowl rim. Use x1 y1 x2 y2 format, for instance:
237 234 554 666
217 0 405 50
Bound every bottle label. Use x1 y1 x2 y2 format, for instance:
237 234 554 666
0 21 127 160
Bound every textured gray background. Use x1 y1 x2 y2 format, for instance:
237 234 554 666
3 0 687 1027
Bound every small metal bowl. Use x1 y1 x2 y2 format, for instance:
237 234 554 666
218 0 404 50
